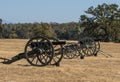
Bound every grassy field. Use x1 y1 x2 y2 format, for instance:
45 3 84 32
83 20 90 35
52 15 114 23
0 39 120 82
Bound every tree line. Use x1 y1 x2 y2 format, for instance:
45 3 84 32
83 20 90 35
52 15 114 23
0 21 81 40
0 3 120 42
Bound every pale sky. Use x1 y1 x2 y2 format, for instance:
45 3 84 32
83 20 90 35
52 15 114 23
0 0 120 23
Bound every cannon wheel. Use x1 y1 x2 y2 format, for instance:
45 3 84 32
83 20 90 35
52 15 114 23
24 36 54 66
94 27 109 41
63 43 78 59
76 45 85 59
94 41 100 56
48 37 63 66
79 37 96 56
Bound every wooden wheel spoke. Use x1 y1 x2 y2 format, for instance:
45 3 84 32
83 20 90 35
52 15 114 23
36 57 39 64
31 54 37 63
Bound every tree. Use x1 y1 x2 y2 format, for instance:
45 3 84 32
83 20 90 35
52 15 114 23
80 3 120 42
41 23 56 37
0 18 2 25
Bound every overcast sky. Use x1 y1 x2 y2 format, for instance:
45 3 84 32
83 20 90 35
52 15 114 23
0 0 120 23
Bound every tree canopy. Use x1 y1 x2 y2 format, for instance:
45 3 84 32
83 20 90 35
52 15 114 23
80 3 120 42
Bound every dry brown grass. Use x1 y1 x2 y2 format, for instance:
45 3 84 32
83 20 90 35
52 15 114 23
0 39 120 82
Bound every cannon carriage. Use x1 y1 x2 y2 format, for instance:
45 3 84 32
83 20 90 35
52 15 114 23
1 36 66 66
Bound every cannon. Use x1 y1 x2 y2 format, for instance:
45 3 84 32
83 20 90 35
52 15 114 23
63 42 84 59
1 36 66 66
62 37 100 59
